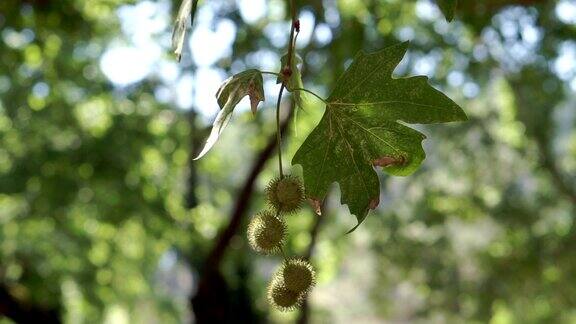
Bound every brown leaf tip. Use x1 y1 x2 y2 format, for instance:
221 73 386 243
373 156 406 168
248 81 263 115
308 198 322 215
369 196 380 210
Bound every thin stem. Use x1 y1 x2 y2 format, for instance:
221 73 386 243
274 0 298 179
292 87 327 103
261 73 325 104
261 71 281 77
286 0 297 69
279 245 287 259
276 85 286 178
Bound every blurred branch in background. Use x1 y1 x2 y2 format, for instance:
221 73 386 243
541 143 576 207
510 70 576 206
537 134 576 205
185 110 201 209
297 201 326 324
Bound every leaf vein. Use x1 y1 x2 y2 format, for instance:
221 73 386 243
335 60 382 101
330 100 445 110
330 112 370 198
337 111 403 155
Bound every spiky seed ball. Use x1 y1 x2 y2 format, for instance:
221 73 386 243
267 278 302 312
266 175 304 214
280 259 316 294
247 210 287 254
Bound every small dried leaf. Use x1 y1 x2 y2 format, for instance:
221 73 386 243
172 0 199 61
195 70 265 160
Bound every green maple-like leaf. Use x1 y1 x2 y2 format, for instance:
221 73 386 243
194 69 264 160
436 0 458 21
292 42 466 231
172 0 199 61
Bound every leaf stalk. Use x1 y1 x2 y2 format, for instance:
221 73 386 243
275 0 298 179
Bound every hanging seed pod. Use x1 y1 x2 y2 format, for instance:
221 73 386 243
247 210 287 254
266 175 305 214
279 258 316 294
267 278 302 312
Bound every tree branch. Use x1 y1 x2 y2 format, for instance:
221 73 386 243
536 137 576 205
297 202 326 324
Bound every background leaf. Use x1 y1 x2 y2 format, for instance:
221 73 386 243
194 69 264 160
292 42 466 231
436 0 458 21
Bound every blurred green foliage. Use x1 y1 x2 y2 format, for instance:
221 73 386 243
0 0 575 323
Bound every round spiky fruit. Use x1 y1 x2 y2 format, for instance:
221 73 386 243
267 278 302 312
266 175 304 214
247 210 287 254
280 259 316 294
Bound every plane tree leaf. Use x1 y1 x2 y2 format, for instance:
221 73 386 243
436 0 458 21
194 69 265 160
292 42 467 231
